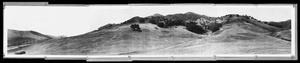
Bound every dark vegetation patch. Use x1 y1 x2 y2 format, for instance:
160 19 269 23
207 23 223 32
185 21 207 34
130 24 142 32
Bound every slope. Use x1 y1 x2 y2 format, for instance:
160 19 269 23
7 29 53 47
18 23 203 55
136 22 290 55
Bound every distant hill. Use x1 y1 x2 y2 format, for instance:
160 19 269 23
7 29 55 47
265 20 291 30
8 12 292 55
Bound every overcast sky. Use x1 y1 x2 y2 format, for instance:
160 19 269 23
4 4 294 36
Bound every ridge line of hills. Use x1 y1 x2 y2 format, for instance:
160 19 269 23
94 12 291 35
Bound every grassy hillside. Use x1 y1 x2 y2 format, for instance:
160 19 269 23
7 29 54 46
7 12 292 55
20 24 203 55
137 22 290 55
274 30 291 41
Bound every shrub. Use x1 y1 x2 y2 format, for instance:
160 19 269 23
207 23 223 32
157 21 166 28
130 24 142 32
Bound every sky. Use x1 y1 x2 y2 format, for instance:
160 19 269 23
4 4 294 37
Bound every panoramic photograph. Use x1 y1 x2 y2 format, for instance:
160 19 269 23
4 5 294 55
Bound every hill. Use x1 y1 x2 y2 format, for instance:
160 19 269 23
6 29 68 54
7 12 292 55
7 29 55 46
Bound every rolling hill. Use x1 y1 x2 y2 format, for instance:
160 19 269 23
6 29 68 54
7 12 292 55
7 29 55 47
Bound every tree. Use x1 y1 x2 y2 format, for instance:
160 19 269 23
139 18 146 23
157 21 166 28
185 21 207 34
130 24 142 32
207 23 223 32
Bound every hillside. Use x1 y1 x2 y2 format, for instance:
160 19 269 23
265 20 291 30
7 29 55 46
7 12 292 55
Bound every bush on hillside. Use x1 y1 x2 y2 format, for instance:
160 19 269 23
185 21 207 34
147 14 168 24
130 24 142 32
157 21 166 28
207 23 223 32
